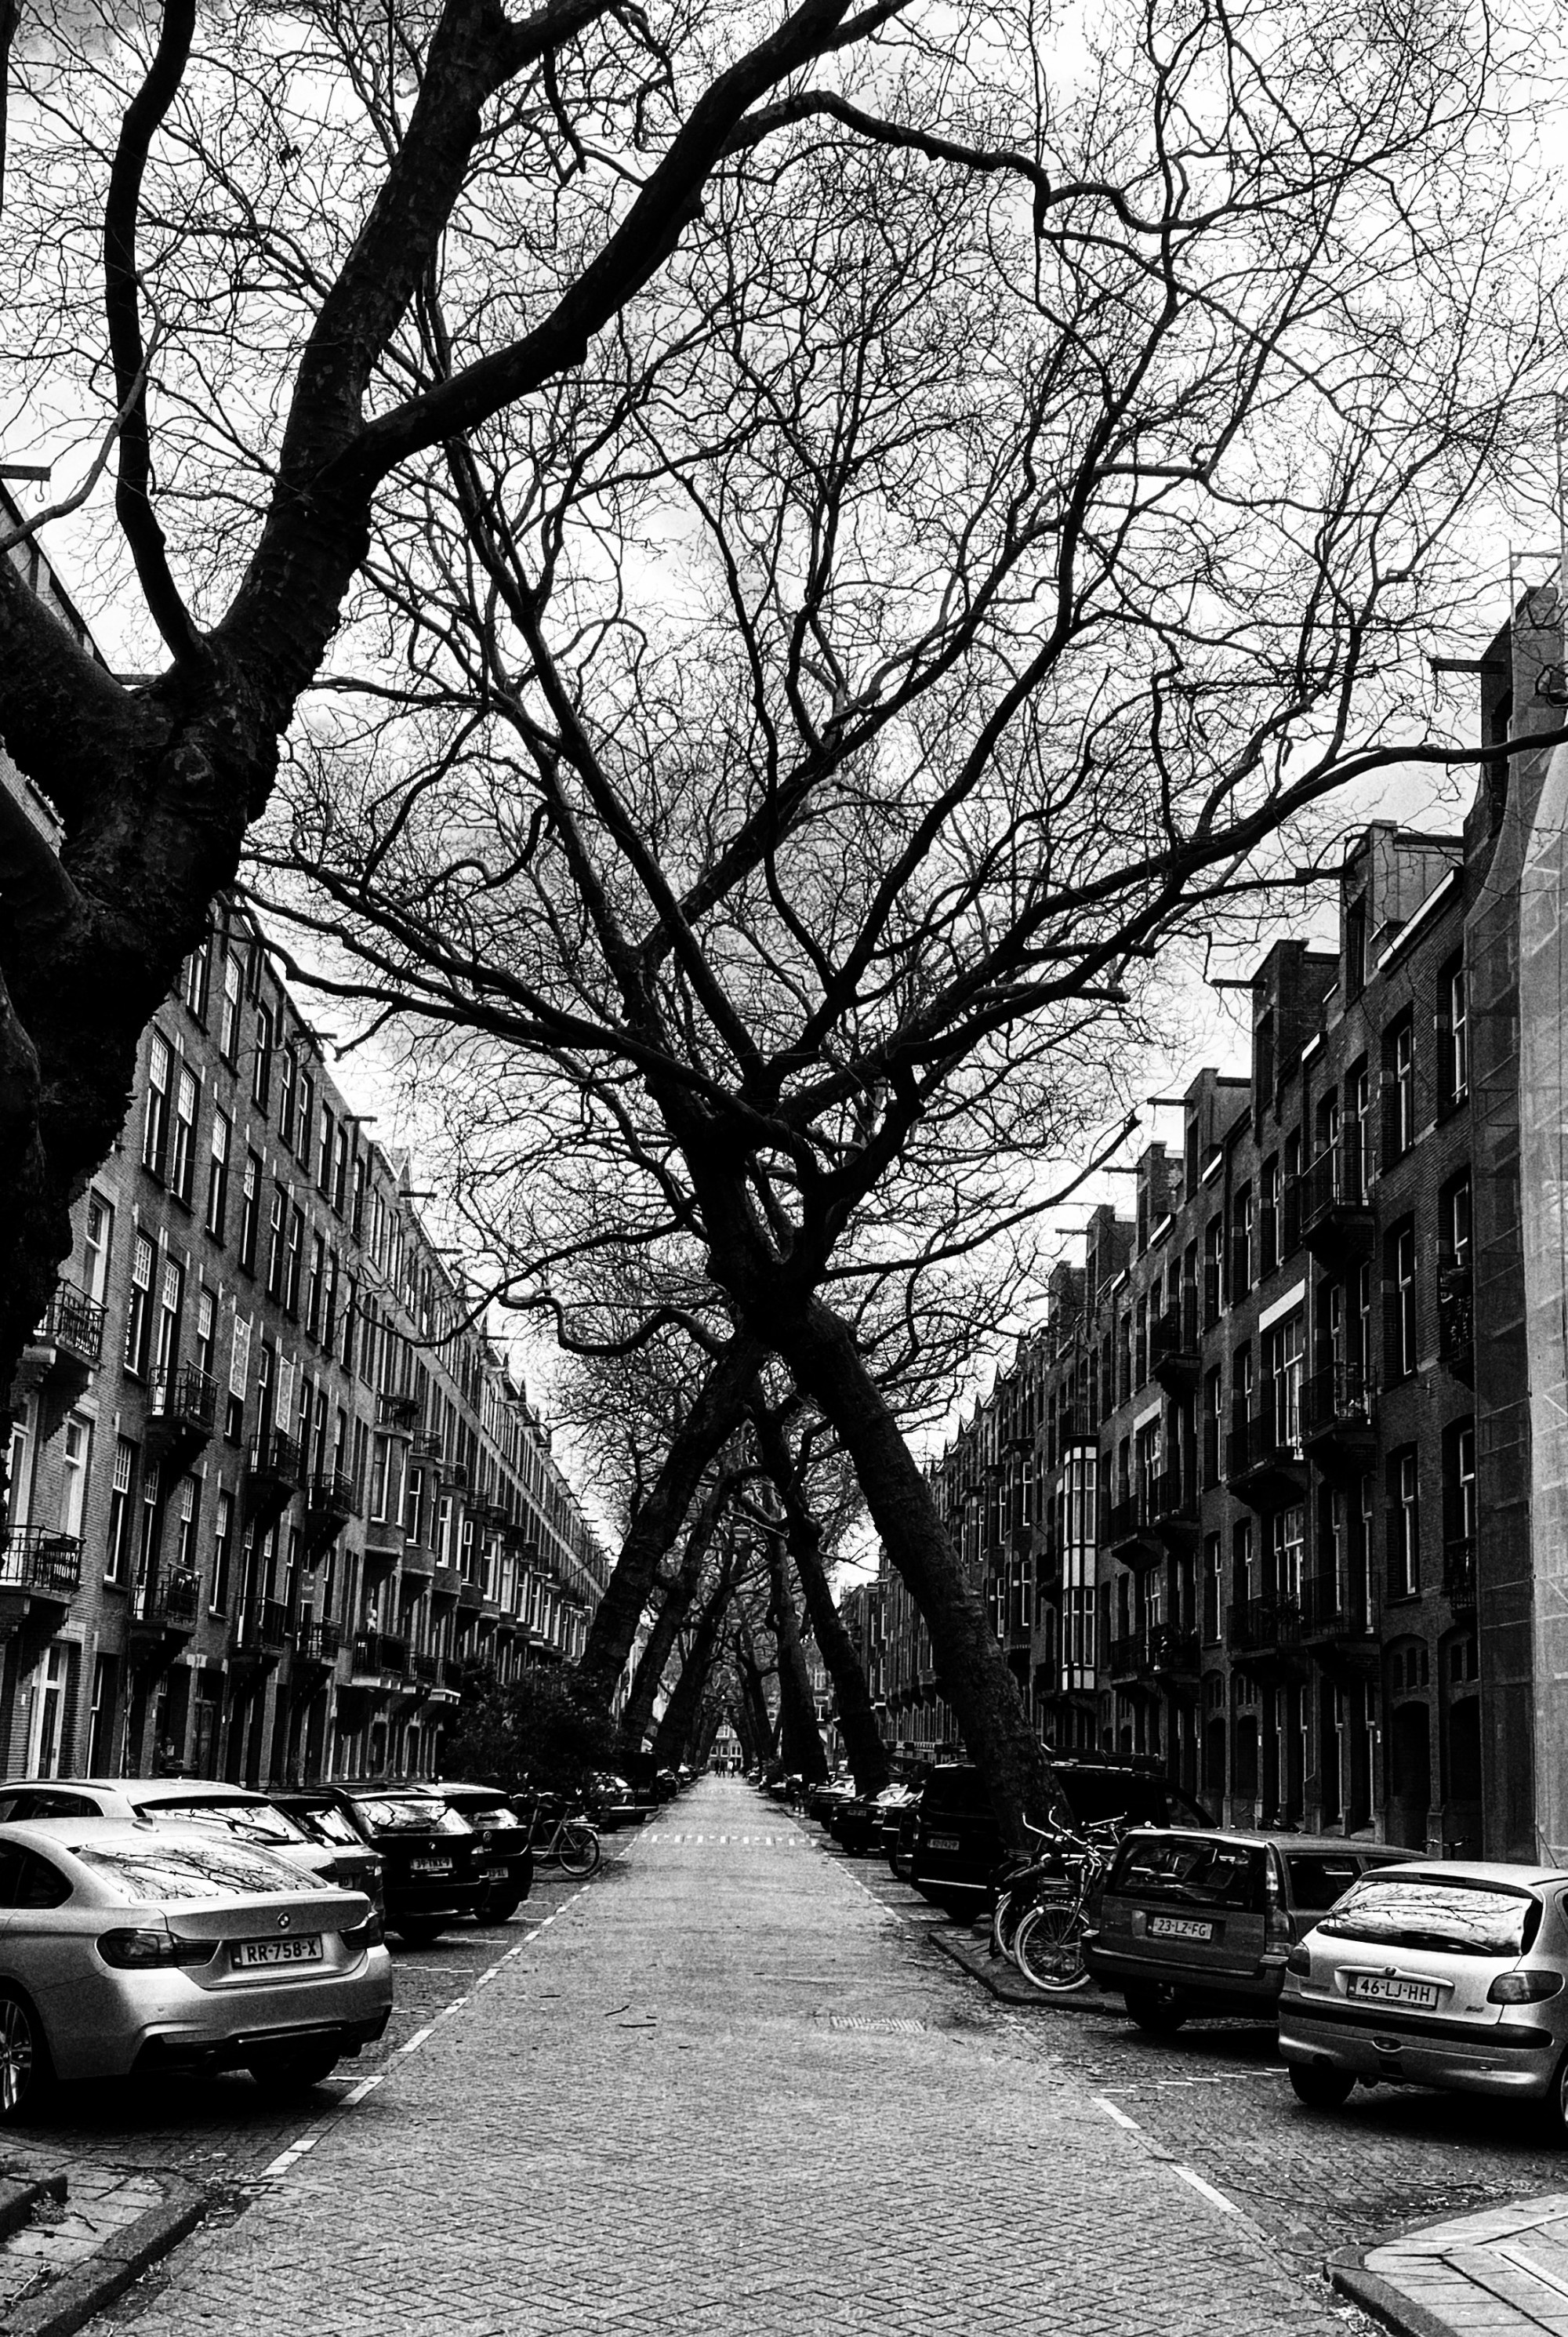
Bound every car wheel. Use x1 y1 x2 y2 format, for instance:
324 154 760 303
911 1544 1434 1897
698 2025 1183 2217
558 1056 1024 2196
394 1918 447 1946
1288 2061 1354 2111
473 1890 522 1927
1544 2049 1568 2144
248 2044 341 2095
1123 1985 1188 2035
0 1989 51 2124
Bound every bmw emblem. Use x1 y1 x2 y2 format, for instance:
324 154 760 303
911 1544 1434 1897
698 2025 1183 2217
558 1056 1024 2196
278 1914 292 1931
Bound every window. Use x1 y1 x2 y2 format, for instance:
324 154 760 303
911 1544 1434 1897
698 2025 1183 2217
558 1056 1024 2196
125 1236 154 1376
1259 1158 1279 1278
143 1032 171 1176
1387 1018 1415 1158
1388 1221 1417 1380
1445 1419 1478 1550
1388 1447 1420 1599
220 955 242 1065
251 1004 273 1113
1231 1184 1254 1296
24 1646 69 1782
1203 1533 1222 1642
306 1233 325 1340
170 1066 198 1206
212 1490 234 1613
332 1124 350 1214
277 1039 296 1153
238 1150 262 1274
266 1183 288 1303
105 1439 136 1584
87 1656 117 1773
82 1192 112 1305
154 1257 182 1379
182 928 211 1024
173 1479 198 1576
194 1286 216 1383
1443 1173 1472 1268
296 1069 314 1165
60 1417 89 1538
285 1205 305 1317
205 1108 230 1240
1345 894 1368 1002
1440 958 1468 1107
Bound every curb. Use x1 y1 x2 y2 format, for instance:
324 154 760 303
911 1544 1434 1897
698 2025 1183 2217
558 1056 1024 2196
929 1926 1125 2016
0 2177 206 2337
0 2184 67 2252
1327 2247 1457 2337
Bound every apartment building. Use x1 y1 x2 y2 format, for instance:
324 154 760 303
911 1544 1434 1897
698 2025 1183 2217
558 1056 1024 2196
866 590 1566 1859
1 497 611 1788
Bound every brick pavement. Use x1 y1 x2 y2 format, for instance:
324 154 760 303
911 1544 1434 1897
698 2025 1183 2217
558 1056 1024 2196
98 1780 1356 2336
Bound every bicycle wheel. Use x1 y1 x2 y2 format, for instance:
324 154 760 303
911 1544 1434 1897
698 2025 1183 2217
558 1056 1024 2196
989 1889 1014 1960
557 1822 601 1878
1013 1899 1092 1993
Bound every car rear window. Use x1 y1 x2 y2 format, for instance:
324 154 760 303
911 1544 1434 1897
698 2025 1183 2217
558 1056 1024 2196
141 1798 305 1848
289 1805 365 1849
355 1797 469 1834
79 1842 312 1901
1317 1877 1541 1957
1109 1835 1267 1912
1284 1854 1366 1911
1056 1775 1209 1830
922 1769 992 1816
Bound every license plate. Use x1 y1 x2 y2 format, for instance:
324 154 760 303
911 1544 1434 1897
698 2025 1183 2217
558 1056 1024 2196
926 1834 960 1853
485 1864 509 1881
411 1858 450 1875
1347 1972 1442 2009
233 1935 323 1969
1149 1914 1216 1942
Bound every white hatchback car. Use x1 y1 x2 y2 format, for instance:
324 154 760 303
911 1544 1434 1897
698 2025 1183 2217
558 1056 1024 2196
0 1820 393 2120
1280 1860 1568 2133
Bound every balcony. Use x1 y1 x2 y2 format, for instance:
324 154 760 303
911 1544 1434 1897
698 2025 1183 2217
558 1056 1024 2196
293 1620 343 1668
1225 1406 1307 1509
1228 1595 1307 1674
411 1432 445 1468
1149 1466 1198 1538
1105 1495 1163 1567
244 1431 302 1534
147 1364 219 1474
431 1562 463 1604
456 1576 484 1612
412 1650 439 1687
1149 1301 1200 1395
1108 1629 1152 1683
230 1598 290 1668
1298 1569 1377 1665
1300 1365 1377 1470
397 1540 437 1591
1300 1141 1375 1263
1148 1624 1201 1686
377 1393 420 1436
304 1468 360 1557
23 1280 106 1394
350 1629 411 1684
1439 1263 1475 1385
1443 1536 1477 1618
0 1526 82 1609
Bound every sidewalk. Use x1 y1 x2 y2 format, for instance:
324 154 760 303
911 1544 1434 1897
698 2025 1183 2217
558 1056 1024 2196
95 1779 1357 2336
1336 2197 1568 2337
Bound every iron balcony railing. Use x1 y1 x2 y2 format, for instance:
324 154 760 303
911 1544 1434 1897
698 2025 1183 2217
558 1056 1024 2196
377 1393 421 1432
1108 1629 1150 1680
295 1620 343 1664
307 1468 361 1523
132 1568 200 1630
32 1280 106 1368
1438 1263 1475 1368
247 1430 302 1487
1228 1595 1303 1655
148 1364 219 1433
1148 1624 1200 1678
1301 1363 1377 1444
1298 1569 1372 1640
352 1628 411 1676
1444 1536 1477 1614
0 1526 82 1599
233 1598 291 1655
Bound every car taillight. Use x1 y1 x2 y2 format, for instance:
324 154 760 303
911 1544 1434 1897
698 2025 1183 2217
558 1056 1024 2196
96 1928 214 1969
1488 1969 1563 2004
1285 1945 1312 1977
1264 1853 1290 1947
341 1912 384 1951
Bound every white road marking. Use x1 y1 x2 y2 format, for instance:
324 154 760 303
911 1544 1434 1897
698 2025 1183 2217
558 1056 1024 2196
396 2025 434 2056
1173 2166 1241 2215
1093 2096 1141 2131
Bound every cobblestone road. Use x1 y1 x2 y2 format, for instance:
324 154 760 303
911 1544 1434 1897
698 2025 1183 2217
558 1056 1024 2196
89 1780 1352 2336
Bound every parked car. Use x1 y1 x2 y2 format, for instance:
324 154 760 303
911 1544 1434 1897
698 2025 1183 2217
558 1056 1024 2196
807 1777 857 1827
426 1784 534 1923
833 1783 913 1859
293 1786 482 1944
1083 1829 1416 2030
0 1819 391 2119
1279 1860 1568 2128
887 1794 922 1881
910 1760 1214 1922
260 1791 387 1918
586 1773 658 1831
0 1778 383 1907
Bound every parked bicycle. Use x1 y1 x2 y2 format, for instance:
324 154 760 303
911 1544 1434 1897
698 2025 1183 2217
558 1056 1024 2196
1011 1819 1124 1994
517 1793 602 1877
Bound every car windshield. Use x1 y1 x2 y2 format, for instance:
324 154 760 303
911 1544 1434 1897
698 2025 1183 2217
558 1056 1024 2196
78 1841 311 1901
355 1797 469 1834
458 1803 518 1829
923 1768 992 1816
140 1798 304 1847
1109 1836 1266 1913
1317 1877 1542 1957
1285 1853 1370 1911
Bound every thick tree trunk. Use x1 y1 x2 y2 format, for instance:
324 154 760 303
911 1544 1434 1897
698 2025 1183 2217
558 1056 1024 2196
651 1566 735 1767
753 1410 890 1797
735 1627 777 1763
575 1329 763 1707
763 1526 829 1783
766 1294 1056 1851
619 1473 731 1749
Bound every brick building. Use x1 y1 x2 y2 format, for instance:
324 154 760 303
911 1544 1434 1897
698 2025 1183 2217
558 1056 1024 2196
2 499 611 1787
865 592 1567 1858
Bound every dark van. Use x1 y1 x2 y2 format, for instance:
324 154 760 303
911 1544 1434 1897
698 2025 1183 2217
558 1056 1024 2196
1083 1828 1416 2029
910 1759 1213 1921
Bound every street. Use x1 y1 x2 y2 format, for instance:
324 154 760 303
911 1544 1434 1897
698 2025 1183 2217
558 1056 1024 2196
22 1776 1428 2334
